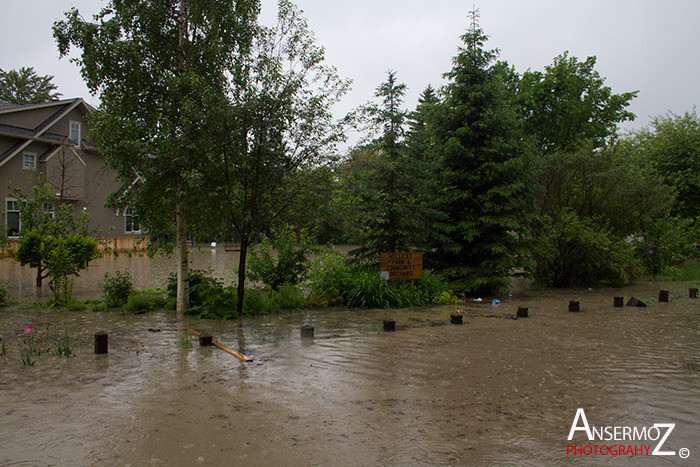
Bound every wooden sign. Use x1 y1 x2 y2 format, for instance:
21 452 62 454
380 251 423 280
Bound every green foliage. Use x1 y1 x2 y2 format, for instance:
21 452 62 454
54 0 262 312
516 52 638 154
0 286 11 307
306 248 353 304
184 284 305 319
11 179 98 303
248 228 314 290
124 289 167 313
268 284 307 310
347 71 438 262
532 211 640 287
427 11 533 295
631 215 694 276
632 110 700 220
101 271 134 308
44 235 98 304
167 269 223 308
200 0 350 314
0 67 62 104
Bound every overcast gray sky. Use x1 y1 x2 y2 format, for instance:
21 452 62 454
1 0 698 144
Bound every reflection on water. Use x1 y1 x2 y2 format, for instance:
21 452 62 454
0 279 698 465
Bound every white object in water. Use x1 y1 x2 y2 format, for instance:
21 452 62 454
211 242 217 248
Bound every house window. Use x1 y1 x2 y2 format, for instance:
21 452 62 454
5 199 21 236
23 153 36 170
43 203 55 218
69 122 81 146
125 207 140 233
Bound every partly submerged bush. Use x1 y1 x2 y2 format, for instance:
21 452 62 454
631 215 694 277
166 269 223 308
124 289 167 312
248 228 315 290
0 286 11 307
533 211 641 287
268 284 307 310
101 271 133 308
306 248 352 303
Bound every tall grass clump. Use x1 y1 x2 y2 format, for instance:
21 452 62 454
101 271 133 308
124 289 167 312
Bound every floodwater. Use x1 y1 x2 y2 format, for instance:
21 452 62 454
0 255 699 465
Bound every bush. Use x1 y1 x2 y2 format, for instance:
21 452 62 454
185 286 238 320
533 211 641 287
632 215 694 276
0 286 11 307
248 228 315 290
166 269 223 307
101 271 133 308
124 289 167 312
306 248 352 303
269 284 307 310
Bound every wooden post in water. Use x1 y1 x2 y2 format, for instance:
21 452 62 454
301 325 315 338
450 313 463 324
690 288 698 299
569 301 580 312
614 297 624 307
94 331 108 354
199 334 213 346
516 307 528 318
383 319 396 332
659 290 669 302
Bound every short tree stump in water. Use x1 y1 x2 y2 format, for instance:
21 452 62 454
659 290 669 303
614 297 624 307
383 319 396 332
199 334 213 347
301 325 315 339
516 307 529 318
94 331 108 354
569 301 580 312
450 313 463 324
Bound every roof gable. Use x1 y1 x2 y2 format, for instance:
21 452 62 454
0 98 94 168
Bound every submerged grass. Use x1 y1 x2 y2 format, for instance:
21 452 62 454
648 258 700 282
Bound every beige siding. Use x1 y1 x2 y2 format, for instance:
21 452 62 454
46 146 86 201
51 108 87 141
0 100 133 239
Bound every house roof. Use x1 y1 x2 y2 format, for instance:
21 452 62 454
0 98 96 168
0 100 21 111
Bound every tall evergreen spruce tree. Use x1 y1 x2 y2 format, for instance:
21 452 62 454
429 11 532 294
351 71 412 261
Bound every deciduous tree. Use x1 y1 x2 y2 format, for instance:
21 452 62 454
203 0 349 313
54 0 259 316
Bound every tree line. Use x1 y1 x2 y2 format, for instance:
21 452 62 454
10 1 694 313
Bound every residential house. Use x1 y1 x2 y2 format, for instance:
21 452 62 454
0 98 142 250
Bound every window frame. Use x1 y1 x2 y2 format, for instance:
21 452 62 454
23 152 37 170
5 198 21 237
69 121 81 147
124 206 141 234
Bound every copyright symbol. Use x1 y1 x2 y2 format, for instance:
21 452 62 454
679 448 690 459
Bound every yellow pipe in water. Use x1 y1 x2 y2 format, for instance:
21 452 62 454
188 329 253 362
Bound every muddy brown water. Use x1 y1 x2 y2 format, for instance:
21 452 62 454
0 253 699 465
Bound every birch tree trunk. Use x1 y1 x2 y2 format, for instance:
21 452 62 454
175 202 189 318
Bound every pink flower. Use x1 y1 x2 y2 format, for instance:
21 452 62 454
23 326 35 333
